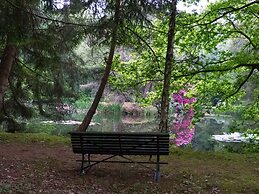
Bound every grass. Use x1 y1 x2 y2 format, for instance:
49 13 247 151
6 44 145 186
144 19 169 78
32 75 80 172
0 131 70 145
0 131 258 193
167 147 259 193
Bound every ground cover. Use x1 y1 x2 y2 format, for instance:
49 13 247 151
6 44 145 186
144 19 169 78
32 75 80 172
0 132 258 194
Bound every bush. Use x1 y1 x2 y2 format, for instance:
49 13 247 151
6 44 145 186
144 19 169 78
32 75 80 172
74 93 92 109
25 122 55 134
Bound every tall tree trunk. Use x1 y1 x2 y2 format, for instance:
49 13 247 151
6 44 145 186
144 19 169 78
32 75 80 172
78 0 121 131
0 44 17 111
159 0 177 133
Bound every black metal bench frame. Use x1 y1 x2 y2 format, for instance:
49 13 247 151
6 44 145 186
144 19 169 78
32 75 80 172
69 131 169 181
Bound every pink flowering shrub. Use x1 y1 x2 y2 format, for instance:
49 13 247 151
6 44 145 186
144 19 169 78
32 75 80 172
170 87 196 146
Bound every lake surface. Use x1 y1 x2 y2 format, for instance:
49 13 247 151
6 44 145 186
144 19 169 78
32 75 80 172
0 109 237 151
26 112 234 151
42 113 159 135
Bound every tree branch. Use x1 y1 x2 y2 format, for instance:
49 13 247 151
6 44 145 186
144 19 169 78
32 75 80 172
125 26 157 59
250 10 259 18
5 0 93 28
185 1 258 27
141 25 167 35
16 58 53 82
223 68 255 100
226 18 257 49
174 63 258 79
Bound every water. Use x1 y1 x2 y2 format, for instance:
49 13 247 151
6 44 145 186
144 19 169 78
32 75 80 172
1 110 237 151
191 115 233 151
23 112 159 137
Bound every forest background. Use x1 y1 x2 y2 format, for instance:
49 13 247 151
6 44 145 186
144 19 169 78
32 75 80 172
0 0 258 151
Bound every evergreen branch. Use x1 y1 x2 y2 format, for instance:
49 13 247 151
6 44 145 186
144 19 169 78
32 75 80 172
23 47 56 62
228 30 257 49
135 9 153 26
240 63 259 70
141 25 167 35
203 59 230 65
174 66 234 78
5 0 93 28
7 76 28 114
16 58 53 82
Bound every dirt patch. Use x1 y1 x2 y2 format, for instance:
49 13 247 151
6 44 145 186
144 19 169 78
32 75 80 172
0 142 162 193
0 141 259 194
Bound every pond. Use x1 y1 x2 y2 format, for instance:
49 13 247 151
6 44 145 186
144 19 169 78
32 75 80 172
3 107 157 137
16 110 237 152
191 114 233 151
35 114 158 136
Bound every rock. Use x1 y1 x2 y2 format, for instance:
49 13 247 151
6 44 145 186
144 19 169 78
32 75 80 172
122 102 144 116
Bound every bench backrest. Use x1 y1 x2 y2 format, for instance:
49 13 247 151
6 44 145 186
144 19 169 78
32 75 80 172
70 132 169 155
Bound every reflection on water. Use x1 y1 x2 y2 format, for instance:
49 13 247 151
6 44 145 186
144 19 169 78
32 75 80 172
191 115 233 151
46 112 158 136
2 111 236 151
88 114 158 133
49 113 234 151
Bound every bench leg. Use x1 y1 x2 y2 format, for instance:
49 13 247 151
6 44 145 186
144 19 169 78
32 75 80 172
80 154 85 174
80 154 92 174
88 154 91 165
154 155 160 182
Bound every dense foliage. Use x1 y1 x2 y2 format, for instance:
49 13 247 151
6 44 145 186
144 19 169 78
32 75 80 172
0 0 258 146
0 0 86 125
110 0 259 137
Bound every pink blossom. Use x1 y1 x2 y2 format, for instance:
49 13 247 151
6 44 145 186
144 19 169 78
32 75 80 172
190 97 197 103
179 89 187 95
170 86 196 147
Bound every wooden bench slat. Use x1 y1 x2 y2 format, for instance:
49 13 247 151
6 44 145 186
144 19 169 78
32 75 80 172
70 131 169 135
73 139 168 142
69 131 169 181
70 132 169 154
72 145 169 150
70 141 169 145
72 150 169 155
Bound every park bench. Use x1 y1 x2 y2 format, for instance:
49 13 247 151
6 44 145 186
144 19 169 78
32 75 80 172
69 131 169 181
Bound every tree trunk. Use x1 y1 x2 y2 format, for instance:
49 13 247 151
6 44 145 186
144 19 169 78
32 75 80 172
0 44 17 111
78 0 121 131
159 0 177 133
